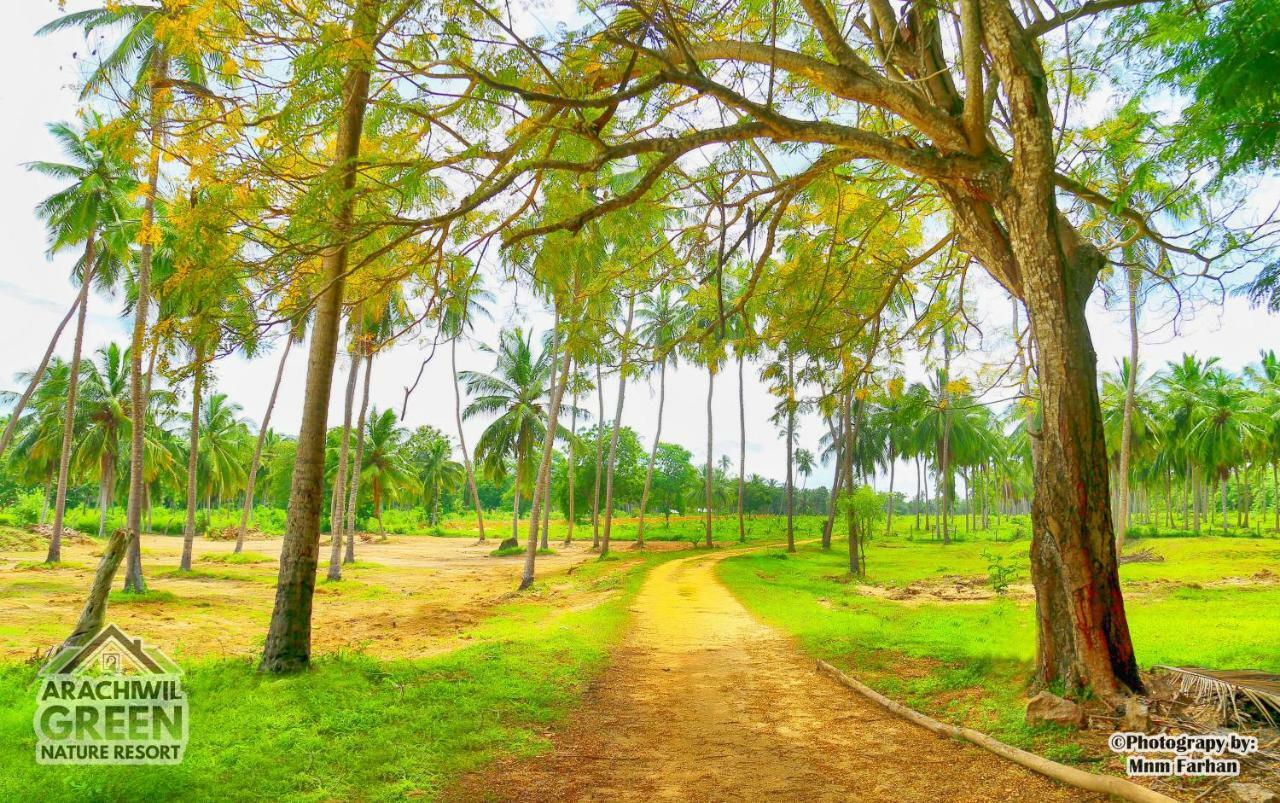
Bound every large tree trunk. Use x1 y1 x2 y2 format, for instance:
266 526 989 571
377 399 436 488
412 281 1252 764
600 297 635 557
635 360 666 549
327 347 361 580
260 0 379 674
237 336 292 553
1 293 81 461
180 350 205 572
453 337 486 542
47 236 95 564
1016 222 1142 701
122 57 171 596
345 352 373 563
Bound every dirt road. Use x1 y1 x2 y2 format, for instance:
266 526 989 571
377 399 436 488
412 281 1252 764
452 551 1094 802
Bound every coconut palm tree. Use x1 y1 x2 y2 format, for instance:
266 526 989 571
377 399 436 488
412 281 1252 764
27 116 136 562
416 431 465 527
633 285 691 548
439 271 494 542
72 344 132 540
361 408 412 538
795 448 815 515
460 328 553 543
41 0 220 596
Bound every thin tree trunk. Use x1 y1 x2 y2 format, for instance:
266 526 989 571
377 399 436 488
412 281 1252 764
47 236 95 563
738 354 747 544
180 349 205 572
635 360 667 549
121 56 171 596
704 366 715 548
327 348 361 581
601 297 635 557
564 378 577 546
452 336 486 543
64 529 128 647
885 458 896 536
591 362 604 550
785 354 796 553
344 352 373 563
260 0 379 674
1116 267 1139 551
0 293 81 461
539 333 559 552
237 336 292 552
520 343 572 590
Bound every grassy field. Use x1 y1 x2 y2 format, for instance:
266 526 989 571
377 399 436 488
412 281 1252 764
0 535 701 802
716 521 1280 767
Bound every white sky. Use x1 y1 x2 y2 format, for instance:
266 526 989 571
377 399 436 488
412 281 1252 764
2 1 1276 497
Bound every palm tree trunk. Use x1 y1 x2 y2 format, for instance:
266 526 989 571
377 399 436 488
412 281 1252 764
512 444 522 543
521 345 572 589
738 354 746 544
0 293 81 461
885 458 895 536
635 360 667 549
565 381 577 546
237 336 292 553
122 54 172 596
97 476 110 540
601 297 635 557
260 0 379 674
180 350 205 572
452 337 486 542
785 354 796 553
591 362 604 549
344 352 373 563
539 331 560 552
704 365 715 548
327 348 361 581
47 236 95 563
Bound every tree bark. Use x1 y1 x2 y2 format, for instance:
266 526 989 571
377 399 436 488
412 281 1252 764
260 0 379 674
47 236 95 563
180 348 205 572
236 336 292 553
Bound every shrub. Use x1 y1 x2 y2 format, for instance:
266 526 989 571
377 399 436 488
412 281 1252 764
11 491 44 526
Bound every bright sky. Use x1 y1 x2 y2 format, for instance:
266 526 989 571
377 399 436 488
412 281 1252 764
2 1 1276 497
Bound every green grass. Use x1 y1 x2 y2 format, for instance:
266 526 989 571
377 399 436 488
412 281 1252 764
0 548 677 802
489 545 556 557
717 534 1280 763
199 551 274 565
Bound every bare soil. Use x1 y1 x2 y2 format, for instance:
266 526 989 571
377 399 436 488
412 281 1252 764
0 532 607 661
449 552 1095 802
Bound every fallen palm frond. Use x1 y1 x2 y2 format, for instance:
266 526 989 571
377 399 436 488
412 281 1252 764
1154 666 1280 727
1118 547 1165 564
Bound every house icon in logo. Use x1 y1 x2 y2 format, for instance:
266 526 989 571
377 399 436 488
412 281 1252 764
41 624 180 677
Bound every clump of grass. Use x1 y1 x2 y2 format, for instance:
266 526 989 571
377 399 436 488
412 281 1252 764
489 545 555 557
201 551 273 564
108 589 179 604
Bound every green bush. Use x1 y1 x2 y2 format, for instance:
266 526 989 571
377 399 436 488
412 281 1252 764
11 491 44 526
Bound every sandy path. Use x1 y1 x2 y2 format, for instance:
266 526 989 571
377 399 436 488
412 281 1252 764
451 552 1095 802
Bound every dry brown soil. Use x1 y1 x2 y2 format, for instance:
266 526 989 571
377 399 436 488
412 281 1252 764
450 551 1097 802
